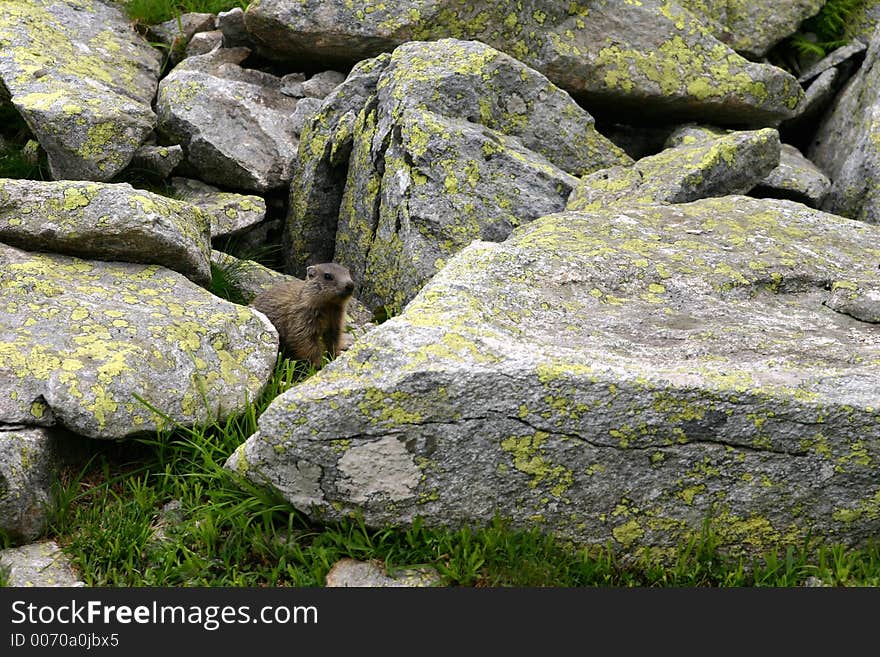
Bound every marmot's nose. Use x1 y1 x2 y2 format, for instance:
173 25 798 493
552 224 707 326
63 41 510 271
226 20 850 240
344 281 355 294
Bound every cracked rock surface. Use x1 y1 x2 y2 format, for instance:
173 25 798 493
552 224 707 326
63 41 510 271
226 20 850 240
227 196 880 558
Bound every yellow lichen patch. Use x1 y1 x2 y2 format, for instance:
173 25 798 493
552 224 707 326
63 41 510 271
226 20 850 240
500 432 574 497
612 518 644 546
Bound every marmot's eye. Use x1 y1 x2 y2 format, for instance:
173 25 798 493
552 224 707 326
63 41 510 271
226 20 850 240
324 273 334 281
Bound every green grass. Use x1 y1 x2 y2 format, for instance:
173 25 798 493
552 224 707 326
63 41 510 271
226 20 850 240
119 0 250 26
25 354 880 588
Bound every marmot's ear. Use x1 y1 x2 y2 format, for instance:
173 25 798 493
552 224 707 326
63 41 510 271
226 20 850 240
306 266 316 278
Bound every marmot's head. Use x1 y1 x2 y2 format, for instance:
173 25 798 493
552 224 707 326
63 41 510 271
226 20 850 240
305 262 355 305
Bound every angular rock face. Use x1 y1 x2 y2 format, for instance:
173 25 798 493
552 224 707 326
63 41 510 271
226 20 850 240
0 179 213 285
244 0 803 125
567 127 780 211
0 243 278 439
156 47 300 192
228 197 880 558
0 541 85 586
678 0 825 58
0 428 61 542
291 38 630 313
170 177 266 241
810 27 880 224
0 0 161 181
286 54 392 278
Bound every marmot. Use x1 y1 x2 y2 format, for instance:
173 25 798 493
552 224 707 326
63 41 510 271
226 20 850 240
250 262 355 368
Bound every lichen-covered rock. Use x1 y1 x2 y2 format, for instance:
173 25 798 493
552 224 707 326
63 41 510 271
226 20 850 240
0 179 212 285
244 0 803 126
810 27 880 224
678 0 824 58
0 541 84 586
0 0 161 181
0 428 61 542
128 144 184 179
752 143 831 207
286 53 392 276
0 243 278 439
846 2 880 44
170 177 266 240
567 127 779 211
293 39 631 313
155 47 300 192
227 196 880 559
325 558 442 587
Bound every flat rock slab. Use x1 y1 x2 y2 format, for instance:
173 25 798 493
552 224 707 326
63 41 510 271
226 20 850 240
567 127 780 210
170 177 266 240
0 243 278 439
0 0 161 180
325 558 442 587
0 541 84 587
243 0 802 125
228 196 880 558
0 179 212 285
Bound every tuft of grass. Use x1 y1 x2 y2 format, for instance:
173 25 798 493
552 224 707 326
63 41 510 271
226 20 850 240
120 0 251 26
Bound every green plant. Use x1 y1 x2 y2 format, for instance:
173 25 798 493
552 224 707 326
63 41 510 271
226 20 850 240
121 0 250 26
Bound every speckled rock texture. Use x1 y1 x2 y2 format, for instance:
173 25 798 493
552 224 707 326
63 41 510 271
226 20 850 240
0 540 84 586
0 242 279 439
567 127 780 211
0 178 213 285
678 0 825 58
155 46 300 192
243 0 803 125
0 427 61 542
227 196 880 560
292 38 631 314
0 0 161 181
170 177 266 240
809 26 880 224
847 2 880 44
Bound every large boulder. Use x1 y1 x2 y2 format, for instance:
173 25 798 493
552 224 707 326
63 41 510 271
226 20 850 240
228 196 880 559
0 0 161 181
678 0 825 58
292 39 631 314
156 47 300 193
0 243 278 439
0 179 213 285
243 0 803 125
810 26 880 224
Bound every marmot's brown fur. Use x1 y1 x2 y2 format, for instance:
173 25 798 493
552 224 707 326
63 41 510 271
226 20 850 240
250 262 355 368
